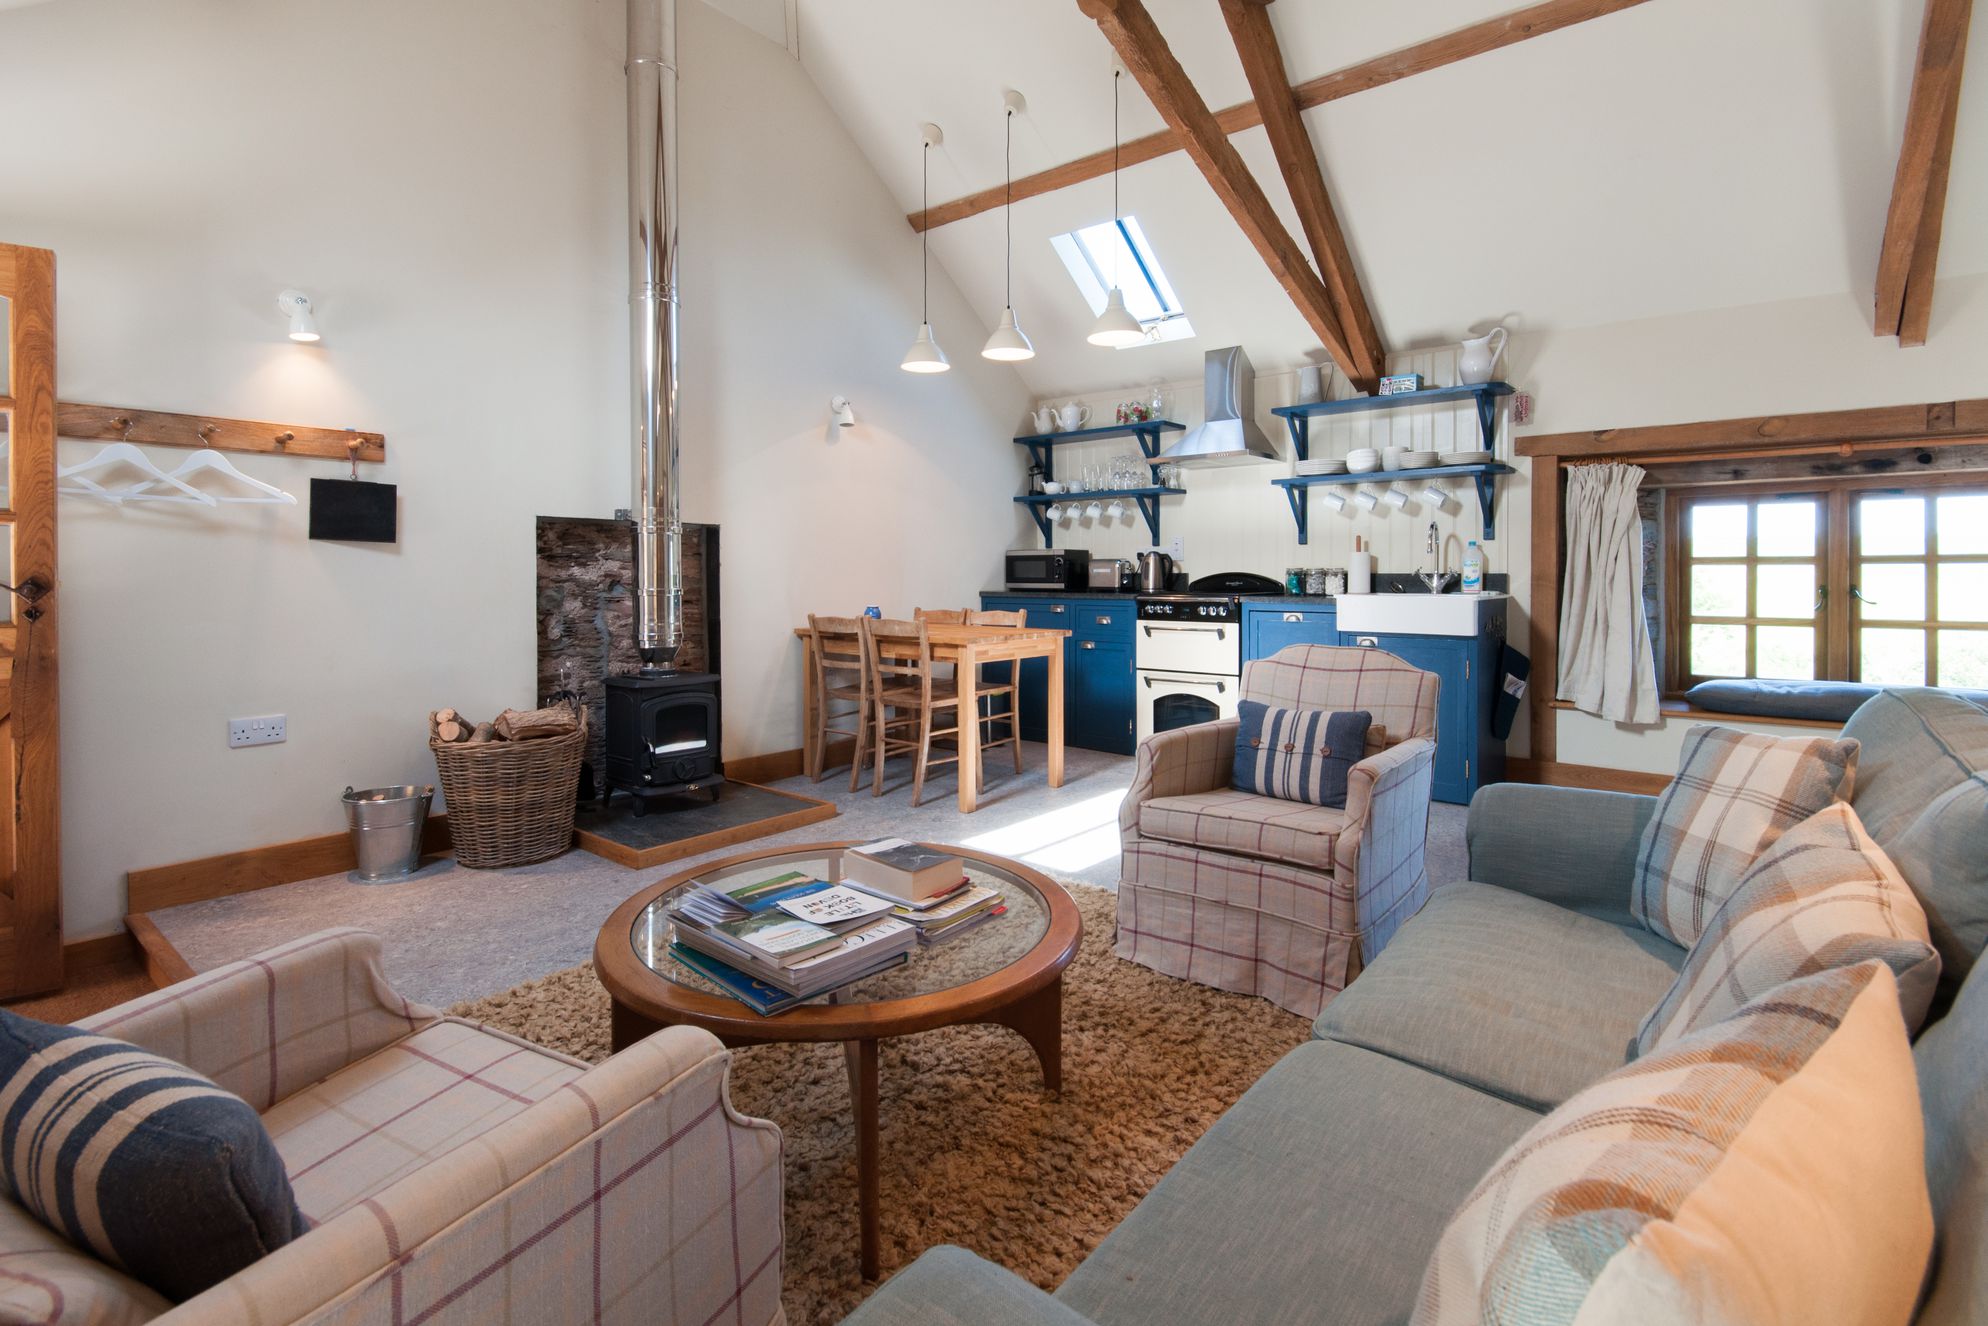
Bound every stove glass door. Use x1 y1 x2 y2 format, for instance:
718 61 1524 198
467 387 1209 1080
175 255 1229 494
1136 670 1240 742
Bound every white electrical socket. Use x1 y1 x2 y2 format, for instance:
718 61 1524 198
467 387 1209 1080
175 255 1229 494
1168 535 1184 557
228 715 286 749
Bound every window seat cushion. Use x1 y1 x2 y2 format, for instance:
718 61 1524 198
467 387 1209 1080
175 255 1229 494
1684 678 1988 724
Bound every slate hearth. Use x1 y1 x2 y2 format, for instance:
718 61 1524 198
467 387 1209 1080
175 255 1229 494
573 781 836 869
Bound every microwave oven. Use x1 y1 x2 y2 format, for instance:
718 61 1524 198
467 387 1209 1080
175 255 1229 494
1005 549 1090 591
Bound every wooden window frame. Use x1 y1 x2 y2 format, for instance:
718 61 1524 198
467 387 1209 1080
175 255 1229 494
1661 471 1988 691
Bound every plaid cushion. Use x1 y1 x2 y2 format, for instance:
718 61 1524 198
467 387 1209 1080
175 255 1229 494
1232 703 1371 808
0 1012 307 1302
1415 961 1932 1326
1139 788 1347 870
1630 725 1860 944
0 1196 167 1324
1634 803 1939 1056
264 1018 586 1224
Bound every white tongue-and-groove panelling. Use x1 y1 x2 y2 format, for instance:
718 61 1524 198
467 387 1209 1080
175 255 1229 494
1014 345 1525 587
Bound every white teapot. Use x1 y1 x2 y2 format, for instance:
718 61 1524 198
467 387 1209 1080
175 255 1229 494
1031 405 1059 433
1057 402 1093 432
1458 326 1508 385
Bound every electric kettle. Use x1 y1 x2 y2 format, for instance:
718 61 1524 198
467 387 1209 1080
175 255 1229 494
1137 550 1176 593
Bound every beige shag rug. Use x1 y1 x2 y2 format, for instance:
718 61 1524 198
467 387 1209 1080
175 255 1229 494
450 882 1307 1326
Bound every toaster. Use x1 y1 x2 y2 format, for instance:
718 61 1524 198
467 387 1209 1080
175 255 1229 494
1088 558 1134 591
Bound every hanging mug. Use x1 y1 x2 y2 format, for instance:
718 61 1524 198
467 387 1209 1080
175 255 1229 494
1057 402 1092 432
1458 326 1508 385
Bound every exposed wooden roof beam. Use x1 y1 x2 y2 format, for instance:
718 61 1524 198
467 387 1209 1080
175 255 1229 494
1875 0 1973 345
1219 0 1384 385
1077 0 1360 383
909 0 1658 232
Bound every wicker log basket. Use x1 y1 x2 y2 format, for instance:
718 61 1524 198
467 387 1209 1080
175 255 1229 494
430 707 586 869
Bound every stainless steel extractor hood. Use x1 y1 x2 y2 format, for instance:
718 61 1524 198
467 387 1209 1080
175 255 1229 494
1158 345 1279 467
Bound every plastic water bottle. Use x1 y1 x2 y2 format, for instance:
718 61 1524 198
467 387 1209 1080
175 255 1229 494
1461 541 1484 595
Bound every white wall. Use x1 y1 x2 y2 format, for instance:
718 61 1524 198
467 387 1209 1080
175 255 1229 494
0 0 1027 940
1016 273 1988 768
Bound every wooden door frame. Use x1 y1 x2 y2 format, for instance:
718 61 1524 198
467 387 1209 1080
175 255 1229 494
0 244 62 997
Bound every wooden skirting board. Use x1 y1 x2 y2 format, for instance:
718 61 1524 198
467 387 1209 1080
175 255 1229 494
125 914 195 986
1506 757 1671 796
128 816 455 914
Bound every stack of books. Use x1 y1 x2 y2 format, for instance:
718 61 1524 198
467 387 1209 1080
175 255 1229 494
668 869 916 1015
841 839 1007 945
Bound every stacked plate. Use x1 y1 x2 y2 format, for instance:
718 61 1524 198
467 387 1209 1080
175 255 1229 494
1399 450 1441 470
1295 458 1348 476
1439 449 1494 466
1346 447 1381 474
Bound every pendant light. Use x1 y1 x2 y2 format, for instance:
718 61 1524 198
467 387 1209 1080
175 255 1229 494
982 90 1035 362
901 123 951 374
1088 68 1146 349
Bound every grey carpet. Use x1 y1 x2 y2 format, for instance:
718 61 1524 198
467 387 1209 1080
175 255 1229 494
149 744 1471 1008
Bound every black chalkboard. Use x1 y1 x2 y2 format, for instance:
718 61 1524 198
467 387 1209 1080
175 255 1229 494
309 478 397 543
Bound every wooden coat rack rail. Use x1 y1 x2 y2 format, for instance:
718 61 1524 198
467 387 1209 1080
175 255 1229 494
0 402 385 463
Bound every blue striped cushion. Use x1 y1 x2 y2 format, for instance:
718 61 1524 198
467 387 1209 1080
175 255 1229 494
0 1011 307 1301
1232 702 1372 809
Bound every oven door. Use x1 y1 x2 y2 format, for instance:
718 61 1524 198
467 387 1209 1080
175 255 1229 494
1135 619 1239 675
1136 670 1241 743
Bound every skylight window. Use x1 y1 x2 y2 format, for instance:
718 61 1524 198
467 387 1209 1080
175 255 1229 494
1052 216 1195 347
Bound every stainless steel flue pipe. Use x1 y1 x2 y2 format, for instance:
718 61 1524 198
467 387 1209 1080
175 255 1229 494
628 0 682 670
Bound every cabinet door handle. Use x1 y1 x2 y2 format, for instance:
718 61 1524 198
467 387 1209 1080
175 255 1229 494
1097 616 1112 625
1080 641 1096 650
1282 612 1304 622
1050 604 1067 613
1354 635 1378 646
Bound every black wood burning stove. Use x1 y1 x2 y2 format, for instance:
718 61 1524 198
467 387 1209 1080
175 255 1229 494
604 670 723 811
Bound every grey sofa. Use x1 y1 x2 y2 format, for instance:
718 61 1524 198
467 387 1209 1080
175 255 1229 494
845 690 1987 1326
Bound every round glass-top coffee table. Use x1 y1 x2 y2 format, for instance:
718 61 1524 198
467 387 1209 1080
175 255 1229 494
593 841 1082 1280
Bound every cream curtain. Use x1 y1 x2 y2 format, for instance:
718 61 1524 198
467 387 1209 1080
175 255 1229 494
1557 462 1660 723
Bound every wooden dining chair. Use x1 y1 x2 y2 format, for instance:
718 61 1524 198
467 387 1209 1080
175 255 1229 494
805 614 870 789
966 608 1027 774
914 608 968 625
860 615 965 807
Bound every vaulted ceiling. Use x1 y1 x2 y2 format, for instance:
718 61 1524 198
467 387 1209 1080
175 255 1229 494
783 0 1986 396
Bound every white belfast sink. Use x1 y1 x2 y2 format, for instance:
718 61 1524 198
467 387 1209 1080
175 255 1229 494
1336 591 1508 637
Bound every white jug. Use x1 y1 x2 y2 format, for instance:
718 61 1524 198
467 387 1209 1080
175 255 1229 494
1031 405 1059 434
1057 402 1093 432
1458 326 1508 385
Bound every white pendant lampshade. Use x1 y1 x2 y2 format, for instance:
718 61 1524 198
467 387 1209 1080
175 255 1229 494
902 322 949 373
1088 287 1145 347
983 306 1035 362
902 124 951 374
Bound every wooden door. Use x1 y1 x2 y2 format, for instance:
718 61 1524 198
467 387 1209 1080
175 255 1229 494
0 244 62 996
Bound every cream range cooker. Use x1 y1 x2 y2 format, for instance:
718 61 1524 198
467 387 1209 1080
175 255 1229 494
1133 571 1285 742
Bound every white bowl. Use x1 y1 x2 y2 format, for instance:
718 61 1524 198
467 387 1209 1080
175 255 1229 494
1346 455 1381 474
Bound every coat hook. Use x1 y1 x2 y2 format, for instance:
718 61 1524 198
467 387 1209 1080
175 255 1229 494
346 436 362 481
274 431 294 448
114 417 133 441
197 424 218 446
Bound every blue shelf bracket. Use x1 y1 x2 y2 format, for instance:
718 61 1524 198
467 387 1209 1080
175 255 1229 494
1473 392 1500 451
1474 470 1500 540
1024 442 1055 485
1025 501 1055 547
1283 412 1310 463
1281 483 1310 546
1130 423 1168 461
1134 493 1163 544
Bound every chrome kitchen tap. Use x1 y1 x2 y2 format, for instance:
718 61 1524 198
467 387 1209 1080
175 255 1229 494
1418 520 1457 595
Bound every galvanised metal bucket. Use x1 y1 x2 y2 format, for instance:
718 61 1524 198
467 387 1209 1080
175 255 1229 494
342 785 434 883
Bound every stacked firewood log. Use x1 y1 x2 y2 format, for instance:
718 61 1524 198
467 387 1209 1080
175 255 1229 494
427 704 579 746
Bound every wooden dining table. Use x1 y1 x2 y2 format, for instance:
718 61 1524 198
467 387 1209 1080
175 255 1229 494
794 621 1071 812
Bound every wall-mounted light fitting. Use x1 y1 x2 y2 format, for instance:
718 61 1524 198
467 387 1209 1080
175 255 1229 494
277 289 319 343
830 396 856 428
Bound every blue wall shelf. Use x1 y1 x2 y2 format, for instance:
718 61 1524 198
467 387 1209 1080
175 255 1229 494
1014 420 1186 548
1271 463 1516 545
1016 487 1184 546
1270 382 1514 462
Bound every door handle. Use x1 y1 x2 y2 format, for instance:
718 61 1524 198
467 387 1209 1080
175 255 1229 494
1050 604 1067 613
1096 616 1112 624
1080 641 1096 650
1141 624 1227 639
1282 612 1304 622
1354 635 1378 646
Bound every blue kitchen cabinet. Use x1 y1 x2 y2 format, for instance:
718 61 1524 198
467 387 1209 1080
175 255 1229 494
979 594 1136 755
1335 624 1507 805
1243 603 1338 661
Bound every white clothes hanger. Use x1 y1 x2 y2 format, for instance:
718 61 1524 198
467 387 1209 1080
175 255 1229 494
57 441 217 506
126 449 296 505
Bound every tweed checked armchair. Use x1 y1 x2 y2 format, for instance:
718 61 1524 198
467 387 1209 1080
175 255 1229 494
3 928 783 1326
1117 645 1439 1018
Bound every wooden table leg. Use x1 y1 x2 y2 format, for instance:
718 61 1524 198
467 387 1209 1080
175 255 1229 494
843 1038 882 1281
991 979 1064 1092
956 643 982 814
1045 641 1066 788
609 999 662 1054
801 636 821 780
